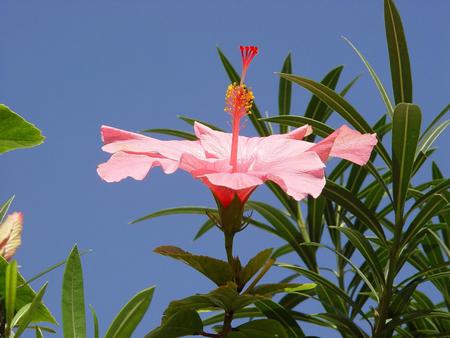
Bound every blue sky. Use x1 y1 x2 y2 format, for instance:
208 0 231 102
1 0 449 337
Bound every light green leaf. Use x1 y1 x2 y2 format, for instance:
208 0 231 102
384 0 413 104
89 305 99 338
417 119 449 156
105 287 155 338
0 195 15 223
0 257 56 324
392 103 421 217
14 283 48 338
0 104 45 154
62 245 86 338
154 246 232 286
5 260 18 334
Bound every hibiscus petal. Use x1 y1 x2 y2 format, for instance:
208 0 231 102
97 152 179 183
0 212 23 261
284 124 313 140
309 125 378 165
194 122 232 158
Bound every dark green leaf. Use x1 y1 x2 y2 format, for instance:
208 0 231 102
384 0 413 104
279 53 292 134
154 246 232 286
241 248 273 287
130 206 213 224
342 36 394 117
229 319 288 338
421 104 450 139
105 287 155 338
417 119 449 155
255 300 305 338
177 115 224 131
278 72 392 167
261 115 334 137
322 180 386 241
0 104 45 154
141 128 196 140
392 103 421 217
62 245 86 338
193 219 216 240
145 309 203 338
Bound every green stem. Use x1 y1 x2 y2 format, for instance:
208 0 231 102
224 232 235 266
222 231 236 337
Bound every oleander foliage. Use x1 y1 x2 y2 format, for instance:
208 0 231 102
0 0 448 337
137 0 449 337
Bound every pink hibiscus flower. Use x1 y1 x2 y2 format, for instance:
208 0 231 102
97 46 377 210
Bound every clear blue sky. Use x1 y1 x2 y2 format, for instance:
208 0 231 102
1 1 449 337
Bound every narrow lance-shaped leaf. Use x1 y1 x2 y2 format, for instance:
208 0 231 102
384 0 413 104
89 305 100 338
278 73 392 168
62 245 86 338
141 128 197 140
105 287 155 338
0 195 15 223
131 206 214 224
0 104 45 154
279 53 292 134
14 283 48 338
5 260 18 334
392 103 421 218
342 36 394 117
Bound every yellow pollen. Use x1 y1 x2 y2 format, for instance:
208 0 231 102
224 83 254 118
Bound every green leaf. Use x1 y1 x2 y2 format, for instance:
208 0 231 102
246 201 316 270
217 47 270 136
250 283 316 297
304 65 343 137
89 305 99 338
0 257 56 324
163 283 260 321
261 115 334 137
35 327 44 338
322 180 386 241
105 286 155 338
0 195 15 223
278 73 392 167
229 319 288 338
315 313 368 338
421 103 449 139
141 128 197 140
154 246 232 286
401 194 449 253
255 300 305 338
177 115 224 131
193 219 216 240
145 309 203 338
342 36 394 117
5 260 18 333
307 196 326 243
241 248 273 287
130 206 213 224
279 53 292 133
392 103 421 217
62 245 86 338
0 104 45 154
14 283 48 338
406 179 450 219
384 0 413 104
417 119 449 156
333 227 385 290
